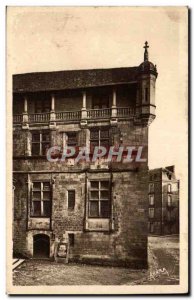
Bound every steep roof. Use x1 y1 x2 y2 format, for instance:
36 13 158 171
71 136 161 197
13 67 138 93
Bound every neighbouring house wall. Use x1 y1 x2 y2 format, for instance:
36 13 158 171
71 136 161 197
148 168 179 235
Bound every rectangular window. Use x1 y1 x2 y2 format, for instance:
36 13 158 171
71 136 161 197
149 195 154 206
149 208 155 218
67 132 77 147
149 183 154 193
68 233 75 247
31 181 51 217
167 195 172 207
68 190 75 210
150 222 154 233
168 184 172 193
31 131 50 156
90 128 109 150
89 181 110 218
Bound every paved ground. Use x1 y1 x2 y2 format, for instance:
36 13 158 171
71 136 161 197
13 235 179 286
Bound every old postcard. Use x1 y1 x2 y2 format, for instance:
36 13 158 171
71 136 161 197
6 6 188 294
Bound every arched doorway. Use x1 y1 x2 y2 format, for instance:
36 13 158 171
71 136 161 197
33 234 50 258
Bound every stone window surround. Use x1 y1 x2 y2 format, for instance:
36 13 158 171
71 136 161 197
67 189 76 210
88 180 110 219
31 181 51 217
31 130 51 156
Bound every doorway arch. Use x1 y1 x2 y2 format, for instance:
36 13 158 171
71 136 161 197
33 234 50 258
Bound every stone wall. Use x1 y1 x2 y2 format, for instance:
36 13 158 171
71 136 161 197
13 119 149 268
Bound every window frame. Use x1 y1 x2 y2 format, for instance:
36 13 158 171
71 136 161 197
149 194 154 206
150 222 154 233
167 184 172 193
31 181 51 217
149 183 154 193
149 207 155 219
90 127 110 150
31 131 50 156
88 180 111 219
67 190 76 210
66 132 77 147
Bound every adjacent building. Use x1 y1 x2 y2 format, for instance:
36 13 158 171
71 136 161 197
148 166 180 235
13 42 158 268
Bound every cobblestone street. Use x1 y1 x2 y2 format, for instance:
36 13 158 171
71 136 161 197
13 236 179 286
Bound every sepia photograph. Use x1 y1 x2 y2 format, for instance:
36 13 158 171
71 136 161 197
6 6 188 294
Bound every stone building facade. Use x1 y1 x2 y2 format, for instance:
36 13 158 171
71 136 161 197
148 166 180 235
13 42 158 268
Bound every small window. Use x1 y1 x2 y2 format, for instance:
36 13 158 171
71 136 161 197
149 183 154 193
149 208 154 218
149 195 154 206
68 233 75 247
68 190 75 210
167 195 172 207
168 184 172 193
67 132 77 147
150 222 154 233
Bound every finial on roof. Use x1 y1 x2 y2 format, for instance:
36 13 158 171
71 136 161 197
143 41 149 62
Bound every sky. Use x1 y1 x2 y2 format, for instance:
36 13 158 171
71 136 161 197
7 6 188 182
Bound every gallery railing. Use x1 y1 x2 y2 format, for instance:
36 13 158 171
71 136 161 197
55 110 81 121
28 112 50 123
87 108 111 119
13 107 135 124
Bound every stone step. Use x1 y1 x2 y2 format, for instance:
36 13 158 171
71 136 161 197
12 259 25 271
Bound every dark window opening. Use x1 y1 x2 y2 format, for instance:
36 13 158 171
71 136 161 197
149 183 154 193
67 132 77 147
68 190 75 210
90 128 109 151
31 131 50 156
150 222 154 233
68 234 75 247
31 181 51 217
